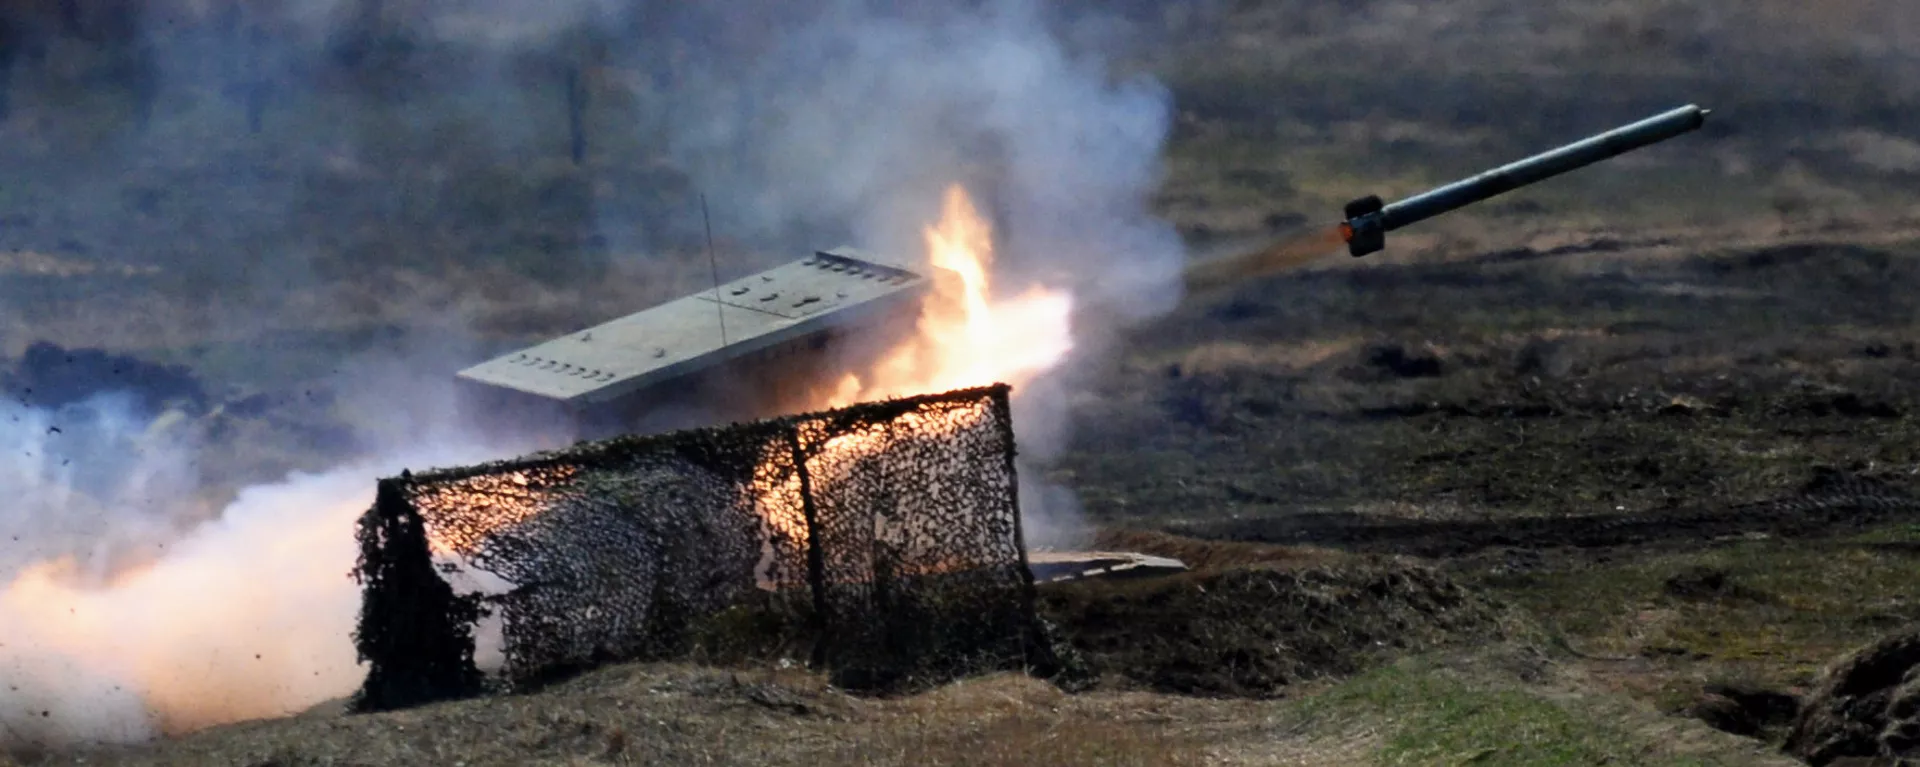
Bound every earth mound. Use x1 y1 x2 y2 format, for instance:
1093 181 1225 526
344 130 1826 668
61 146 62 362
1036 544 1504 697
1785 625 1920 766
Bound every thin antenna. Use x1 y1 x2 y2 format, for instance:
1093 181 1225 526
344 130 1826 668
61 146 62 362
701 193 729 346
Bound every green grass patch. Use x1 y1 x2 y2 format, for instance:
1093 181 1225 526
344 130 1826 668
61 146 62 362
1291 657 1749 766
1480 524 1920 690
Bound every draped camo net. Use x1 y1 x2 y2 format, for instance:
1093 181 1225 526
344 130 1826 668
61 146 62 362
350 384 1052 712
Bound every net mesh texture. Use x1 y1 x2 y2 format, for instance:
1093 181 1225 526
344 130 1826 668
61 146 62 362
349 384 1053 711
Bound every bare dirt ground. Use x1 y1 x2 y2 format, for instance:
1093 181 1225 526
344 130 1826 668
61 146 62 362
5 1 1920 765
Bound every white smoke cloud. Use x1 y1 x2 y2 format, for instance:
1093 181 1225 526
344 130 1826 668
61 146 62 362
652 0 1184 546
0 395 200 585
0 394 514 749
662 1 1184 314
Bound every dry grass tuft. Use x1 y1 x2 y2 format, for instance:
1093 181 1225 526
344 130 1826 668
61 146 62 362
32 665 1237 767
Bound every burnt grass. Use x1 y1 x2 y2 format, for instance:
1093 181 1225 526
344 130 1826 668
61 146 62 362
1058 237 1920 739
1036 556 1505 698
1066 241 1920 528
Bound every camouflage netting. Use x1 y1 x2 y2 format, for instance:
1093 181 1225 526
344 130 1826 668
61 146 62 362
350 384 1053 712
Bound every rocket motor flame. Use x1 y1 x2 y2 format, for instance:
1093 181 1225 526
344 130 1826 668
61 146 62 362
1180 223 1348 295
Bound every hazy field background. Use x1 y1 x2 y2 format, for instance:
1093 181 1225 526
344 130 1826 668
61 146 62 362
2 0 1916 373
5 2 1920 765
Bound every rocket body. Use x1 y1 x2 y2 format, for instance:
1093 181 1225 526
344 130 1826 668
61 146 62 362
1343 104 1711 257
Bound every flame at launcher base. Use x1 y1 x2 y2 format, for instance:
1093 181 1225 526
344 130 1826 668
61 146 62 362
418 187 1074 582
827 184 1076 408
751 184 1076 553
